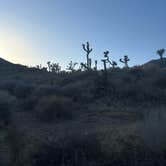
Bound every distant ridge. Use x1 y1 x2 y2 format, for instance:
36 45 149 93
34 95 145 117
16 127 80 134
142 58 166 69
0 57 27 71
1 57 166 73
0 57 14 65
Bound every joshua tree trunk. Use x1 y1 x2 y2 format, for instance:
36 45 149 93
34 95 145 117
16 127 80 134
102 60 107 73
103 61 106 72
160 55 164 67
125 62 128 68
88 58 91 69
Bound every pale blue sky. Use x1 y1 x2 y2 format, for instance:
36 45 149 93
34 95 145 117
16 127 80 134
0 0 165 69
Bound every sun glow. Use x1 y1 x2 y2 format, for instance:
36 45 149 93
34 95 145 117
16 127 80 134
0 26 34 65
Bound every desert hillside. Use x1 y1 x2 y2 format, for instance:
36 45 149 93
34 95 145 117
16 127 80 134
0 57 166 166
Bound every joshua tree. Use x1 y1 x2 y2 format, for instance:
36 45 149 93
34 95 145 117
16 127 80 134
101 50 110 72
120 55 130 68
110 61 117 69
55 63 61 73
103 50 117 68
47 61 51 72
100 51 110 94
36 64 42 69
51 63 61 73
157 49 165 65
66 61 78 72
82 42 93 70
101 59 107 72
80 62 88 71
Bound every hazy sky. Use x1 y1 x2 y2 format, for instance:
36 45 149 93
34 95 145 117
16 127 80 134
0 0 165 69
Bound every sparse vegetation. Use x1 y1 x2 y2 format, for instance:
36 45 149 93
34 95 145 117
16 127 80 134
66 61 78 72
0 43 166 165
0 90 16 126
35 95 74 122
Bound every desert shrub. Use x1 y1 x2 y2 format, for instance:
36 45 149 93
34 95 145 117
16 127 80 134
32 132 102 166
35 95 73 122
32 125 166 166
7 124 28 166
61 80 94 102
32 85 61 97
13 83 34 98
0 90 16 126
0 80 17 93
22 85 61 111
141 107 166 151
22 95 38 111
98 124 166 166
154 76 166 89
61 82 82 100
0 80 34 98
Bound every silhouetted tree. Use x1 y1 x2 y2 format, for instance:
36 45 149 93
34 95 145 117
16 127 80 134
82 42 93 70
51 63 61 73
66 61 78 72
80 62 88 71
157 49 165 66
96 51 111 96
110 61 117 69
101 59 107 72
103 51 117 69
120 55 130 68
104 51 109 57
47 61 51 72
41 67 47 72
101 51 110 72
36 64 42 70
36 65 40 69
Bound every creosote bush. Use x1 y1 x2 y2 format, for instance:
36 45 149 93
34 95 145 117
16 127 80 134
35 95 73 122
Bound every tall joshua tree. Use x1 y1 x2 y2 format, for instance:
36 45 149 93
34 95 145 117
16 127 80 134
120 55 130 68
157 49 165 66
82 42 93 70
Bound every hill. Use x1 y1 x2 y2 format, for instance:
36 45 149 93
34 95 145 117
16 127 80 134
0 57 166 166
142 58 166 69
0 57 27 70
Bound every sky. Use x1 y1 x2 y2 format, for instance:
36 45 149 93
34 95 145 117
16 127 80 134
0 0 165 69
